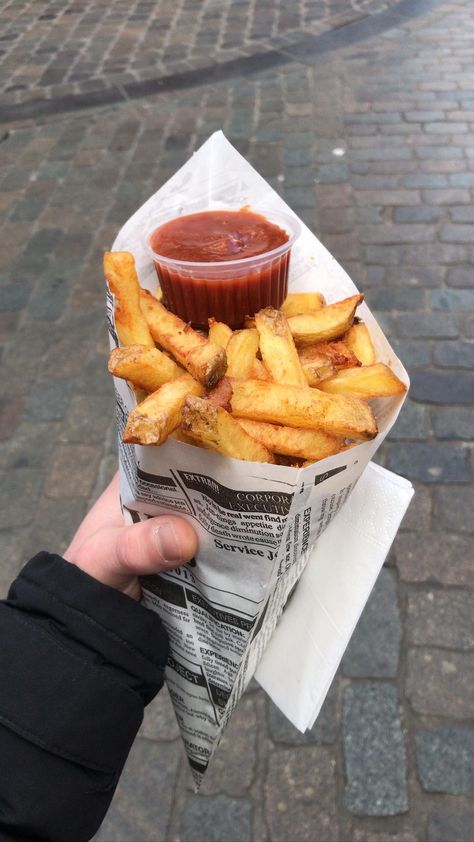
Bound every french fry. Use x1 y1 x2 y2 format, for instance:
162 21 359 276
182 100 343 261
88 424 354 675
182 396 275 462
140 289 227 387
208 318 233 349
230 378 377 440
299 340 360 385
255 307 307 388
108 345 181 392
207 376 233 410
318 363 406 398
281 292 326 317
288 294 363 346
123 373 203 445
238 419 342 461
226 329 260 379
104 252 155 348
252 358 271 380
346 323 376 365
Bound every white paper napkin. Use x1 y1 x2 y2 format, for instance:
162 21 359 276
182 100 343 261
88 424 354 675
254 461 413 732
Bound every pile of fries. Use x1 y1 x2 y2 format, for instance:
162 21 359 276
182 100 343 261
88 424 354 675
105 251 406 466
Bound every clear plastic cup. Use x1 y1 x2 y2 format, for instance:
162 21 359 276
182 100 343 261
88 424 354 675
144 207 301 328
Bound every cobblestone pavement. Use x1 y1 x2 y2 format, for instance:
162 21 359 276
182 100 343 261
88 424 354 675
1 0 473 840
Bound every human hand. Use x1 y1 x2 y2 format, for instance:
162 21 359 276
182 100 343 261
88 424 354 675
64 473 197 600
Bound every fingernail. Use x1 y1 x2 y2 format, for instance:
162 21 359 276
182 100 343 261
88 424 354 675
154 520 183 564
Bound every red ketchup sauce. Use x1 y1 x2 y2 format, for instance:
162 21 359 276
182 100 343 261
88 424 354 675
149 209 291 328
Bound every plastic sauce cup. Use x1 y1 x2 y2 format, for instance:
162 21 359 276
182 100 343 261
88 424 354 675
144 208 301 328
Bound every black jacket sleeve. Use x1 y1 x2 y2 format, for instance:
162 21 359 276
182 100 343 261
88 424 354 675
0 552 170 842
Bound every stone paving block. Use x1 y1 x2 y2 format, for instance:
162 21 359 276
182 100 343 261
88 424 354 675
180 793 252 842
0 281 31 311
352 829 418 842
22 496 88 560
395 530 473 587
59 395 112 444
25 378 73 421
267 680 337 745
0 527 28 594
406 589 474 650
432 406 474 439
415 728 474 795
265 745 339 841
433 486 474 533
0 467 45 529
427 808 474 842
366 287 425 311
410 370 473 405
388 338 431 369
396 312 458 339
44 443 102 499
387 441 470 483
94 739 180 841
198 697 257 796
0 420 57 469
432 288 474 311
406 649 474 718
343 683 408 816
433 340 474 368
447 266 474 287
341 569 401 678
389 402 426 440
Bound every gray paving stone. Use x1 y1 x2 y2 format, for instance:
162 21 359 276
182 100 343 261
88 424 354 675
395 531 473 587
181 794 252 842
398 483 431 531
267 680 337 745
389 402 426 440
343 683 408 816
25 378 73 421
341 569 401 678
396 312 458 338
393 206 441 222
406 649 474 718
415 728 474 795
432 287 474 310
389 338 431 368
265 746 339 841
433 340 474 368
138 685 180 742
427 808 474 842
59 395 112 444
0 467 45 529
432 406 474 439
367 287 425 311
0 282 31 311
0 420 57 469
94 739 180 841
433 486 474 533
198 696 257 796
410 370 474 405
447 266 474 287
386 442 470 483
407 589 474 650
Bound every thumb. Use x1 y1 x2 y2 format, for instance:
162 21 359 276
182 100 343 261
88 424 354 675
69 515 198 595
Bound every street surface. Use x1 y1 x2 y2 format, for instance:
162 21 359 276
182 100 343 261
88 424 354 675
0 0 472 840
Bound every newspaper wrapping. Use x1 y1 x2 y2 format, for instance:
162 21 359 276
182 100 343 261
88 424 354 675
107 132 408 787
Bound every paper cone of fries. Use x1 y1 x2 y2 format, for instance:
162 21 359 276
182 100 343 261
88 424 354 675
106 131 408 787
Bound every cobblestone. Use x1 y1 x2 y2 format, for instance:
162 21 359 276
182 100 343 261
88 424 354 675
343 683 408 816
2 0 474 837
415 728 474 795
427 808 474 842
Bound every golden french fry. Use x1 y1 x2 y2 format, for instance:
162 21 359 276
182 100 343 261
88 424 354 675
299 340 360 386
238 419 342 461
252 358 271 381
207 376 233 410
108 345 181 392
311 341 361 370
123 374 203 445
182 396 275 462
288 294 363 346
226 329 260 379
346 323 376 365
140 289 227 388
104 252 155 348
281 292 326 317
244 315 256 329
255 307 307 388
230 378 377 440
318 363 406 398
208 318 233 349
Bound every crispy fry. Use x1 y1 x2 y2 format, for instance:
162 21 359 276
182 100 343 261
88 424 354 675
244 315 256 329
108 344 181 392
281 292 326 317
288 294 363 346
312 341 361 370
238 419 342 461
299 340 360 385
226 329 260 379
252 358 271 380
123 373 203 446
255 307 307 388
208 318 233 349
140 289 227 387
318 363 406 398
207 376 233 410
104 252 155 348
182 396 275 462
230 378 377 440
346 323 376 365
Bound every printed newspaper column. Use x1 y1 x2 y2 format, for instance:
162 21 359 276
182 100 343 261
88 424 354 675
107 131 408 786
